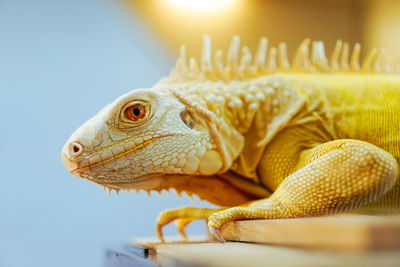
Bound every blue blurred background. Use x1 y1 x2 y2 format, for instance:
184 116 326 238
0 1 209 266
1 0 399 266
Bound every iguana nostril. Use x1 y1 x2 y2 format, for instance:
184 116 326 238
70 142 83 157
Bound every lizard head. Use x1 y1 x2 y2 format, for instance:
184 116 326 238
61 84 249 205
62 86 223 182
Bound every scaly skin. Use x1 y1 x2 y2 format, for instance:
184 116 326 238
62 36 400 242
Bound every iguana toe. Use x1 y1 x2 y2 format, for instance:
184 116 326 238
175 218 196 241
156 222 165 242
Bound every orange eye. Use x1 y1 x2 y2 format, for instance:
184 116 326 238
124 104 146 122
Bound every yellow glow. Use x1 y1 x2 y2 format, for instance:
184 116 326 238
163 0 237 13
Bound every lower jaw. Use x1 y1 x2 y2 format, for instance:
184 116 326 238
90 174 258 207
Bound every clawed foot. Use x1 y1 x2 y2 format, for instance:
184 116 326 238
157 218 196 242
156 208 198 242
156 207 224 242
207 206 267 242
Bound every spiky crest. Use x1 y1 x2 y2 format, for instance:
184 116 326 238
164 35 400 83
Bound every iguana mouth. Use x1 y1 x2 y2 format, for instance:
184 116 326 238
64 133 177 174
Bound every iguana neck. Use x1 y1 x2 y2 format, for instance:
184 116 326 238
166 74 304 173
219 76 293 136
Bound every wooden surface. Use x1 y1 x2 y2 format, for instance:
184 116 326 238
219 215 400 250
133 241 400 267
129 215 400 267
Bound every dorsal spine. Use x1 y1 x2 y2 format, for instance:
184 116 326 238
165 35 400 83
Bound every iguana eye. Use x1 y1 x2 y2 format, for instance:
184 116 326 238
121 101 150 125
125 104 146 121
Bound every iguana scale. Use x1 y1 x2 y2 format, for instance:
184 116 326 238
62 36 400 242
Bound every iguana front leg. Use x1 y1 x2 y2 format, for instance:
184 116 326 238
207 140 398 241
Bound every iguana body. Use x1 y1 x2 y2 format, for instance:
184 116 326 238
62 36 400 241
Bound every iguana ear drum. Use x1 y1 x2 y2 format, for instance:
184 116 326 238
180 110 194 129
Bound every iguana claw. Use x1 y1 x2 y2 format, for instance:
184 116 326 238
208 225 225 242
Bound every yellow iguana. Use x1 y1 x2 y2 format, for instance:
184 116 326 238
62 36 400 242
